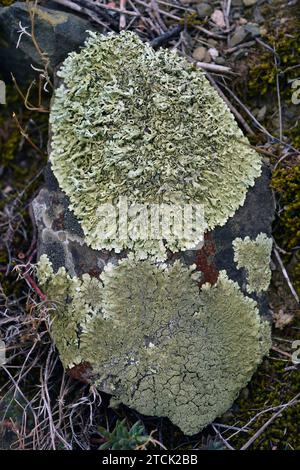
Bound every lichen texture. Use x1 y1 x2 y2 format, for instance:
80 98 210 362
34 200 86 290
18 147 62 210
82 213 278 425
37 255 271 435
233 233 272 294
49 30 262 260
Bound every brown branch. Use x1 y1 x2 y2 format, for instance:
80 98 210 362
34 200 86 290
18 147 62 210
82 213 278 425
12 112 46 156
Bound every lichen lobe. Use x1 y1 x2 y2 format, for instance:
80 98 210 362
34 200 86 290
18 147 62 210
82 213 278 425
233 233 273 294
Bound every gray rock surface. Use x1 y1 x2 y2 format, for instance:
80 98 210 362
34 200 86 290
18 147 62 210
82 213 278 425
0 2 99 85
33 162 274 318
196 3 213 18
229 26 249 47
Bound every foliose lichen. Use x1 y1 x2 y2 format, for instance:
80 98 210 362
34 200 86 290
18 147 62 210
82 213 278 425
233 233 273 294
49 30 262 260
37 254 271 435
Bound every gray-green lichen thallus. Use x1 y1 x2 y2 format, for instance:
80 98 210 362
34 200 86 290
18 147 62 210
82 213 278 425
37 255 271 435
38 31 273 435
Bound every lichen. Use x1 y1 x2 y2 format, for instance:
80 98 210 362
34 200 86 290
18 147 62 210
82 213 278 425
233 233 272 294
37 254 271 435
49 30 261 260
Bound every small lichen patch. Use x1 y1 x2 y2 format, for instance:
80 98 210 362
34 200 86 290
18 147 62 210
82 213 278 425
49 31 262 259
37 254 271 435
233 233 272 294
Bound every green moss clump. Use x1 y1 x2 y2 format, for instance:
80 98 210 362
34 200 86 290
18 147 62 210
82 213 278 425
37 254 271 435
272 165 300 250
233 233 273 294
0 0 15 6
272 164 300 294
50 31 261 260
246 19 300 101
227 350 300 449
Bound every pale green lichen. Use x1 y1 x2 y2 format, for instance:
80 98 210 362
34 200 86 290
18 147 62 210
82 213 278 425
49 31 262 260
37 254 271 435
233 233 273 294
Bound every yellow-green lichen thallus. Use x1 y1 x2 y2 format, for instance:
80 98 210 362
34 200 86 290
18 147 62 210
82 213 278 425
49 31 262 260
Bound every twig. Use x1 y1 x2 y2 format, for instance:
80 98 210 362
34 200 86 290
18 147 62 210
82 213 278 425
50 0 115 29
151 0 167 33
274 247 299 304
225 40 256 54
255 37 281 63
206 74 254 135
240 393 300 450
274 50 283 142
195 61 232 74
28 1 53 90
213 422 249 432
11 74 49 113
150 24 182 48
86 0 139 17
119 0 127 30
12 113 45 156
212 424 235 450
223 0 231 32
271 346 292 358
133 0 226 39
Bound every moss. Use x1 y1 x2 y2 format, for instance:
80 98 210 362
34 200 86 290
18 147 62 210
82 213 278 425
226 342 300 449
272 165 300 251
245 18 300 101
0 82 48 294
271 164 300 295
233 233 273 294
0 0 16 5
50 31 261 260
37 254 271 435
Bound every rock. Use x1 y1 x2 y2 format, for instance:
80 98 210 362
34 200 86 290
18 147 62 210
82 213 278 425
253 6 265 24
32 36 274 434
0 2 99 85
207 38 218 47
208 47 219 61
215 56 226 65
33 163 274 317
192 46 207 61
229 26 248 47
232 11 241 20
243 0 257 6
257 105 267 121
196 3 213 18
244 22 261 37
